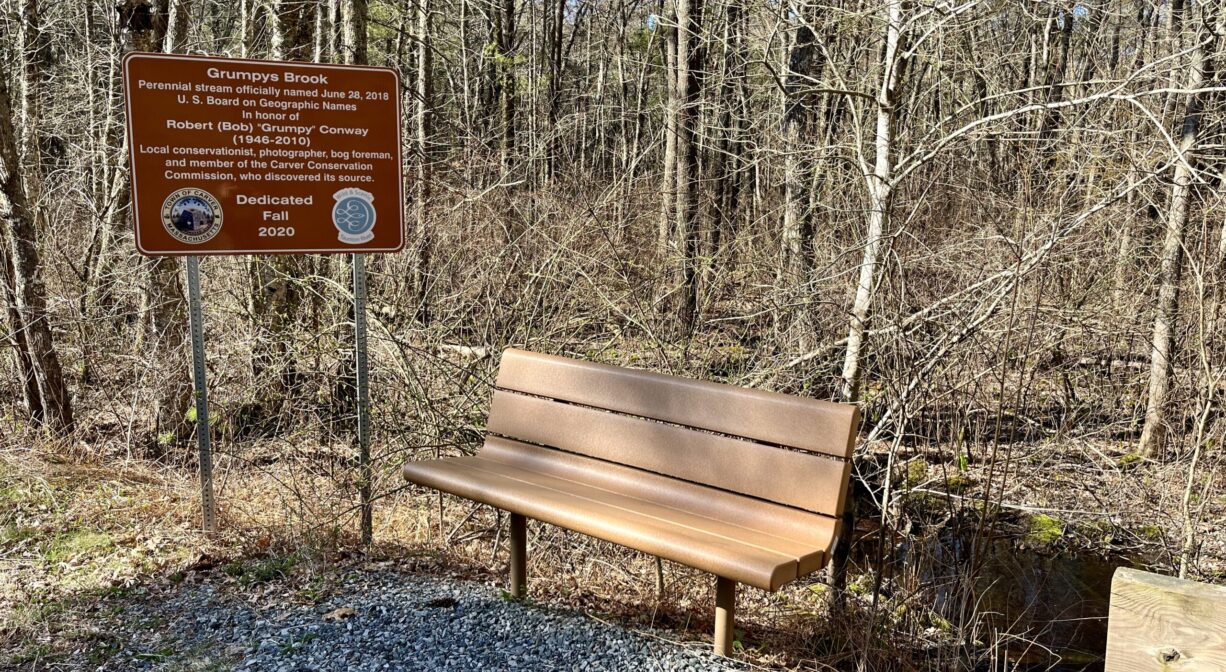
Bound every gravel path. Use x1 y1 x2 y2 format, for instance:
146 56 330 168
82 569 739 671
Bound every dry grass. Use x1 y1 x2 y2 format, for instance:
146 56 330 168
3 425 1220 670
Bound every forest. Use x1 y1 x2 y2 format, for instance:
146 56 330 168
1 0 1225 670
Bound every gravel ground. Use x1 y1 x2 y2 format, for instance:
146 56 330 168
75 569 739 671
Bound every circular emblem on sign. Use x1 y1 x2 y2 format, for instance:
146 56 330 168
332 188 376 245
161 188 223 244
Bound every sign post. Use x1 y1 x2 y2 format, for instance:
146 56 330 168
352 252 372 544
185 255 216 533
122 53 403 536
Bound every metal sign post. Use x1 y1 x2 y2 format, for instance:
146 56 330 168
353 253 372 545
186 255 217 533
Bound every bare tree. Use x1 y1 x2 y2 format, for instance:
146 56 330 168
146 0 194 446
840 0 907 402
778 6 818 334
671 0 702 334
657 6 678 259
497 0 517 173
0 64 73 433
1139 3 1219 456
247 0 315 415
414 0 435 324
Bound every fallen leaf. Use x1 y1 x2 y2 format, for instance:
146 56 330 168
323 606 356 621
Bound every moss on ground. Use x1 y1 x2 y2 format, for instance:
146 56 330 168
44 530 114 564
1026 514 1065 546
222 553 300 586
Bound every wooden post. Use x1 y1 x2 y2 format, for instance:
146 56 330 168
714 576 736 656
1106 567 1226 671
509 512 526 598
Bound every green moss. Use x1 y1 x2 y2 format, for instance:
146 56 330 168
133 646 176 661
1118 453 1143 469
44 530 113 564
903 491 943 514
11 642 57 665
1025 514 1063 544
847 575 872 596
1083 518 1116 544
928 612 953 632
498 589 532 604
904 460 928 488
860 381 886 405
222 553 299 586
296 578 328 603
0 479 55 511
945 473 971 493
184 407 220 425
1139 524 1164 542
280 632 319 654
85 640 121 666
1025 514 1064 546
1 524 38 546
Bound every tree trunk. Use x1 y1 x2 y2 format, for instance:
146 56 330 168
0 219 42 422
671 0 702 334
144 0 194 446
250 0 313 411
544 0 564 182
710 0 746 259
164 0 190 53
92 2 164 346
238 0 254 57
1138 9 1213 457
273 0 314 62
342 0 368 65
841 0 904 402
779 16 817 286
0 68 73 434
657 9 678 260
414 0 434 324
498 0 517 174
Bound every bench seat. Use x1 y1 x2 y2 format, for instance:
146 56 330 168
404 437 837 591
403 349 859 655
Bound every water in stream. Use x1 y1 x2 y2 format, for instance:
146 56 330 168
854 532 1140 671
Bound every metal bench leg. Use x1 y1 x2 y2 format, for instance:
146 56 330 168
510 513 527 598
714 576 736 656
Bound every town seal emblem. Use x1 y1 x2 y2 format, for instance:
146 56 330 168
332 188 376 244
161 187 223 244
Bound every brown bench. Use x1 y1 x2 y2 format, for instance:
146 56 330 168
403 348 859 655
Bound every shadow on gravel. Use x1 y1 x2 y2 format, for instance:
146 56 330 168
70 569 738 672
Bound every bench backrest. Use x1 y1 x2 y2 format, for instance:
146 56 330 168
486 349 859 517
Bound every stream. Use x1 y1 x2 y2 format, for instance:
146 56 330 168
853 530 1141 671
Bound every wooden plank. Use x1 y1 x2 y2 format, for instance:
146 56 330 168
402 456 799 590
495 349 859 459
486 390 850 515
463 453 827 568
480 437 840 557
1106 567 1226 672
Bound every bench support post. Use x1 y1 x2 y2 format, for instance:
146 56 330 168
509 512 527 598
714 576 736 656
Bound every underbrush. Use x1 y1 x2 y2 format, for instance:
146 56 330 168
1 435 1219 671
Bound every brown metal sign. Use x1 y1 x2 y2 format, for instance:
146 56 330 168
123 53 403 256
